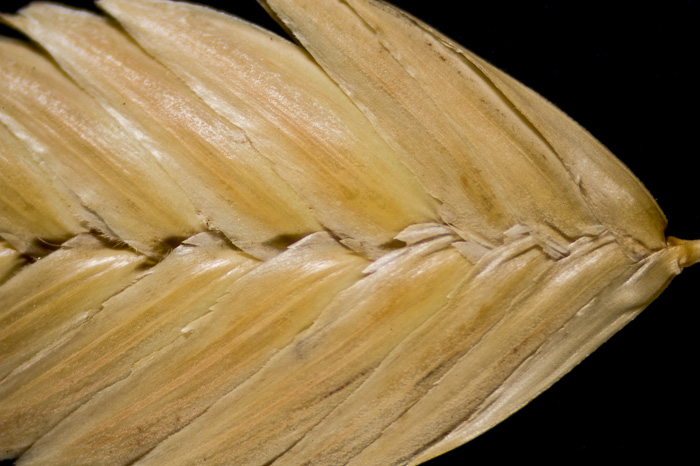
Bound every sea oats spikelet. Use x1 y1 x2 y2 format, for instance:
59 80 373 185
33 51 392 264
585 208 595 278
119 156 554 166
0 0 697 464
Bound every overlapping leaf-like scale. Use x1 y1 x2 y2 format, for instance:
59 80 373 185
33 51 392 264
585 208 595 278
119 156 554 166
0 1 696 465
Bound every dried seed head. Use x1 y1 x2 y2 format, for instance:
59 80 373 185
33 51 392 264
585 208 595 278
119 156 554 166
0 0 697 464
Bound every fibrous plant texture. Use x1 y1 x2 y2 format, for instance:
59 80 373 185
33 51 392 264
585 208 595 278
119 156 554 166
0 0 697 464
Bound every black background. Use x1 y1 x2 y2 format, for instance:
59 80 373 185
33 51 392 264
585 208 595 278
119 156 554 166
1 0 698 464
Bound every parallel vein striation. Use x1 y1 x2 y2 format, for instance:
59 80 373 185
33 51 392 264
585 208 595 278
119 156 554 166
0 1 695 465
6 4 321 259
99 0 439 258
0 39 203 257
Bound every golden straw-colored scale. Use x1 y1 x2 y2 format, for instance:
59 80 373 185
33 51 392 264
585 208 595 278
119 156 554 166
0 0 696 464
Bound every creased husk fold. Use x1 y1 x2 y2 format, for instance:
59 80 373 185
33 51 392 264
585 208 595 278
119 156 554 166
0 0 695 464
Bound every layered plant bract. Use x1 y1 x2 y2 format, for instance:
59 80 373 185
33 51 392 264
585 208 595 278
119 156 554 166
0 0 697 464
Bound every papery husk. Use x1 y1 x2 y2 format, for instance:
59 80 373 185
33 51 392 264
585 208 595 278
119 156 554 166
0 0 696 464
